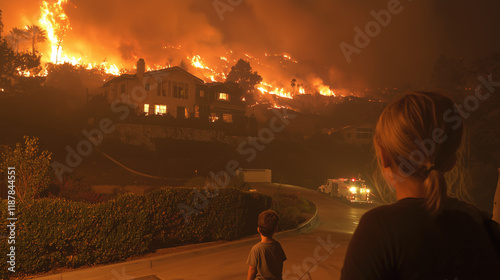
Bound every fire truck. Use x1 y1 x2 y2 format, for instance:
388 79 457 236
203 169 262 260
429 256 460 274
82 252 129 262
318 178 372 203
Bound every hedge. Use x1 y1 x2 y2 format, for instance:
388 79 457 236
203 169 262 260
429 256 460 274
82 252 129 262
0 187 271 276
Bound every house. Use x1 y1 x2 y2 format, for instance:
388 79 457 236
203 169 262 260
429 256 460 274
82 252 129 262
102 59 246 124
326 123 375 144
196 82 246 124
102 59 205 119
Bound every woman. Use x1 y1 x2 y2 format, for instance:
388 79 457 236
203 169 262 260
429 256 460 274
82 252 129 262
340 91 500 280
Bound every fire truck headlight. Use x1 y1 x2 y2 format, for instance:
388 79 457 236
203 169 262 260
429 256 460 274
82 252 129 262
350 187 357 194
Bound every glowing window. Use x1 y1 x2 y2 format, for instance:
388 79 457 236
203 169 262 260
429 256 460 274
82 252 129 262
155 105 167 115
144 104 149 115
218 93 229 100
222 113 233 123
185 107 189 118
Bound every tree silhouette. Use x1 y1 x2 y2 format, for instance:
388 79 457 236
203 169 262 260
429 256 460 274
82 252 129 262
25 25 47 56
6 27 27 53
179 59 189 71
0 9 4 38
0 35 42 88
291 78 297 95
226 59 262 103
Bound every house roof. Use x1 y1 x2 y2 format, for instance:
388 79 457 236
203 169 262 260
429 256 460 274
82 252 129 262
102 74 136 87
144 66 205 84
102 66 205 87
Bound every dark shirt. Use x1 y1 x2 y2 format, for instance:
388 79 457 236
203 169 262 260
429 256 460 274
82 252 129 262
247 240 287 280
341 197 500 280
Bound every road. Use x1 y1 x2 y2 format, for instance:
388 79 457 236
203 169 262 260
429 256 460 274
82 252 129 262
34 183 378 280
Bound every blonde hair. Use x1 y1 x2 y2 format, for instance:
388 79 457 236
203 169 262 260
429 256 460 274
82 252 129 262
374 91 464 214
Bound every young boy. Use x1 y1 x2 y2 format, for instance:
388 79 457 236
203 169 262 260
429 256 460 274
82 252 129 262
246 210 287 280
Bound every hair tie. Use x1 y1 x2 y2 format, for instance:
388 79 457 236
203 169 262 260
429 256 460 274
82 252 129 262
427 165 438 172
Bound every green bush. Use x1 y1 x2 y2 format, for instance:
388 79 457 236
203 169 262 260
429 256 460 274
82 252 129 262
271 193 316 231
0 187 271 276
0 136 53 200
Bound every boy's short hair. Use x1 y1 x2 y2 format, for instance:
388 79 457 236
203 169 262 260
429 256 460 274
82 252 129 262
258 210 279 237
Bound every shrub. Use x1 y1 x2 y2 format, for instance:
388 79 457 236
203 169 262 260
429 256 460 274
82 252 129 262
56 177 112 204
0 136 53 200
271 192 316 231
0 187 271 276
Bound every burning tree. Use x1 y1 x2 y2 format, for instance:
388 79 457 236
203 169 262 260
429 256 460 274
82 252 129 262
39 0 70 64
226 59 262 103
0 9 3 38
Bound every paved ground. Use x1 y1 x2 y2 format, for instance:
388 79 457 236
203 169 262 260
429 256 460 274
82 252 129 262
32 183 378 280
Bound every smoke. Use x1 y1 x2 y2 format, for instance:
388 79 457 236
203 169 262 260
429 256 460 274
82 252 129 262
2 0 500 88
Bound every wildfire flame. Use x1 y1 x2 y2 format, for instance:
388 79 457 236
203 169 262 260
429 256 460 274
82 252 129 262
39 0 70 64
190 55 212 70
32 0 342 100
38 0 121 75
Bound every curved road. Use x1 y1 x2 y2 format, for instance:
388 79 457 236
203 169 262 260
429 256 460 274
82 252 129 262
35 183 378 280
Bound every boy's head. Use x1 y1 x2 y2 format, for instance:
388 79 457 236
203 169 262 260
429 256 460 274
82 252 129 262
258 210 279 237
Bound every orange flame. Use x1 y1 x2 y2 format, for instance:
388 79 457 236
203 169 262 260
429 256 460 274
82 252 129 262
34 1 341 97
39 0 70 64
38 0 121 75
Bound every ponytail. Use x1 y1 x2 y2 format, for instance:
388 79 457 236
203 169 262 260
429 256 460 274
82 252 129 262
424 168 447 214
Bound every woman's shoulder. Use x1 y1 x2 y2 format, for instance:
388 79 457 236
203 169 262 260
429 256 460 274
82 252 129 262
362 197 491 225
441 197 491 224
362 198 427 219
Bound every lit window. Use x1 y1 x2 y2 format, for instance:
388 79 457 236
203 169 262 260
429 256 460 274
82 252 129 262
144 104 149 115
155 105 167 115
185 107 189 118
222 113 233 123
218 93 229 100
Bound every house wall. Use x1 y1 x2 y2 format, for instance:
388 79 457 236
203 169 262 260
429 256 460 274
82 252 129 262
102 69 201 118
143 71 198 118
338 125 374 144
